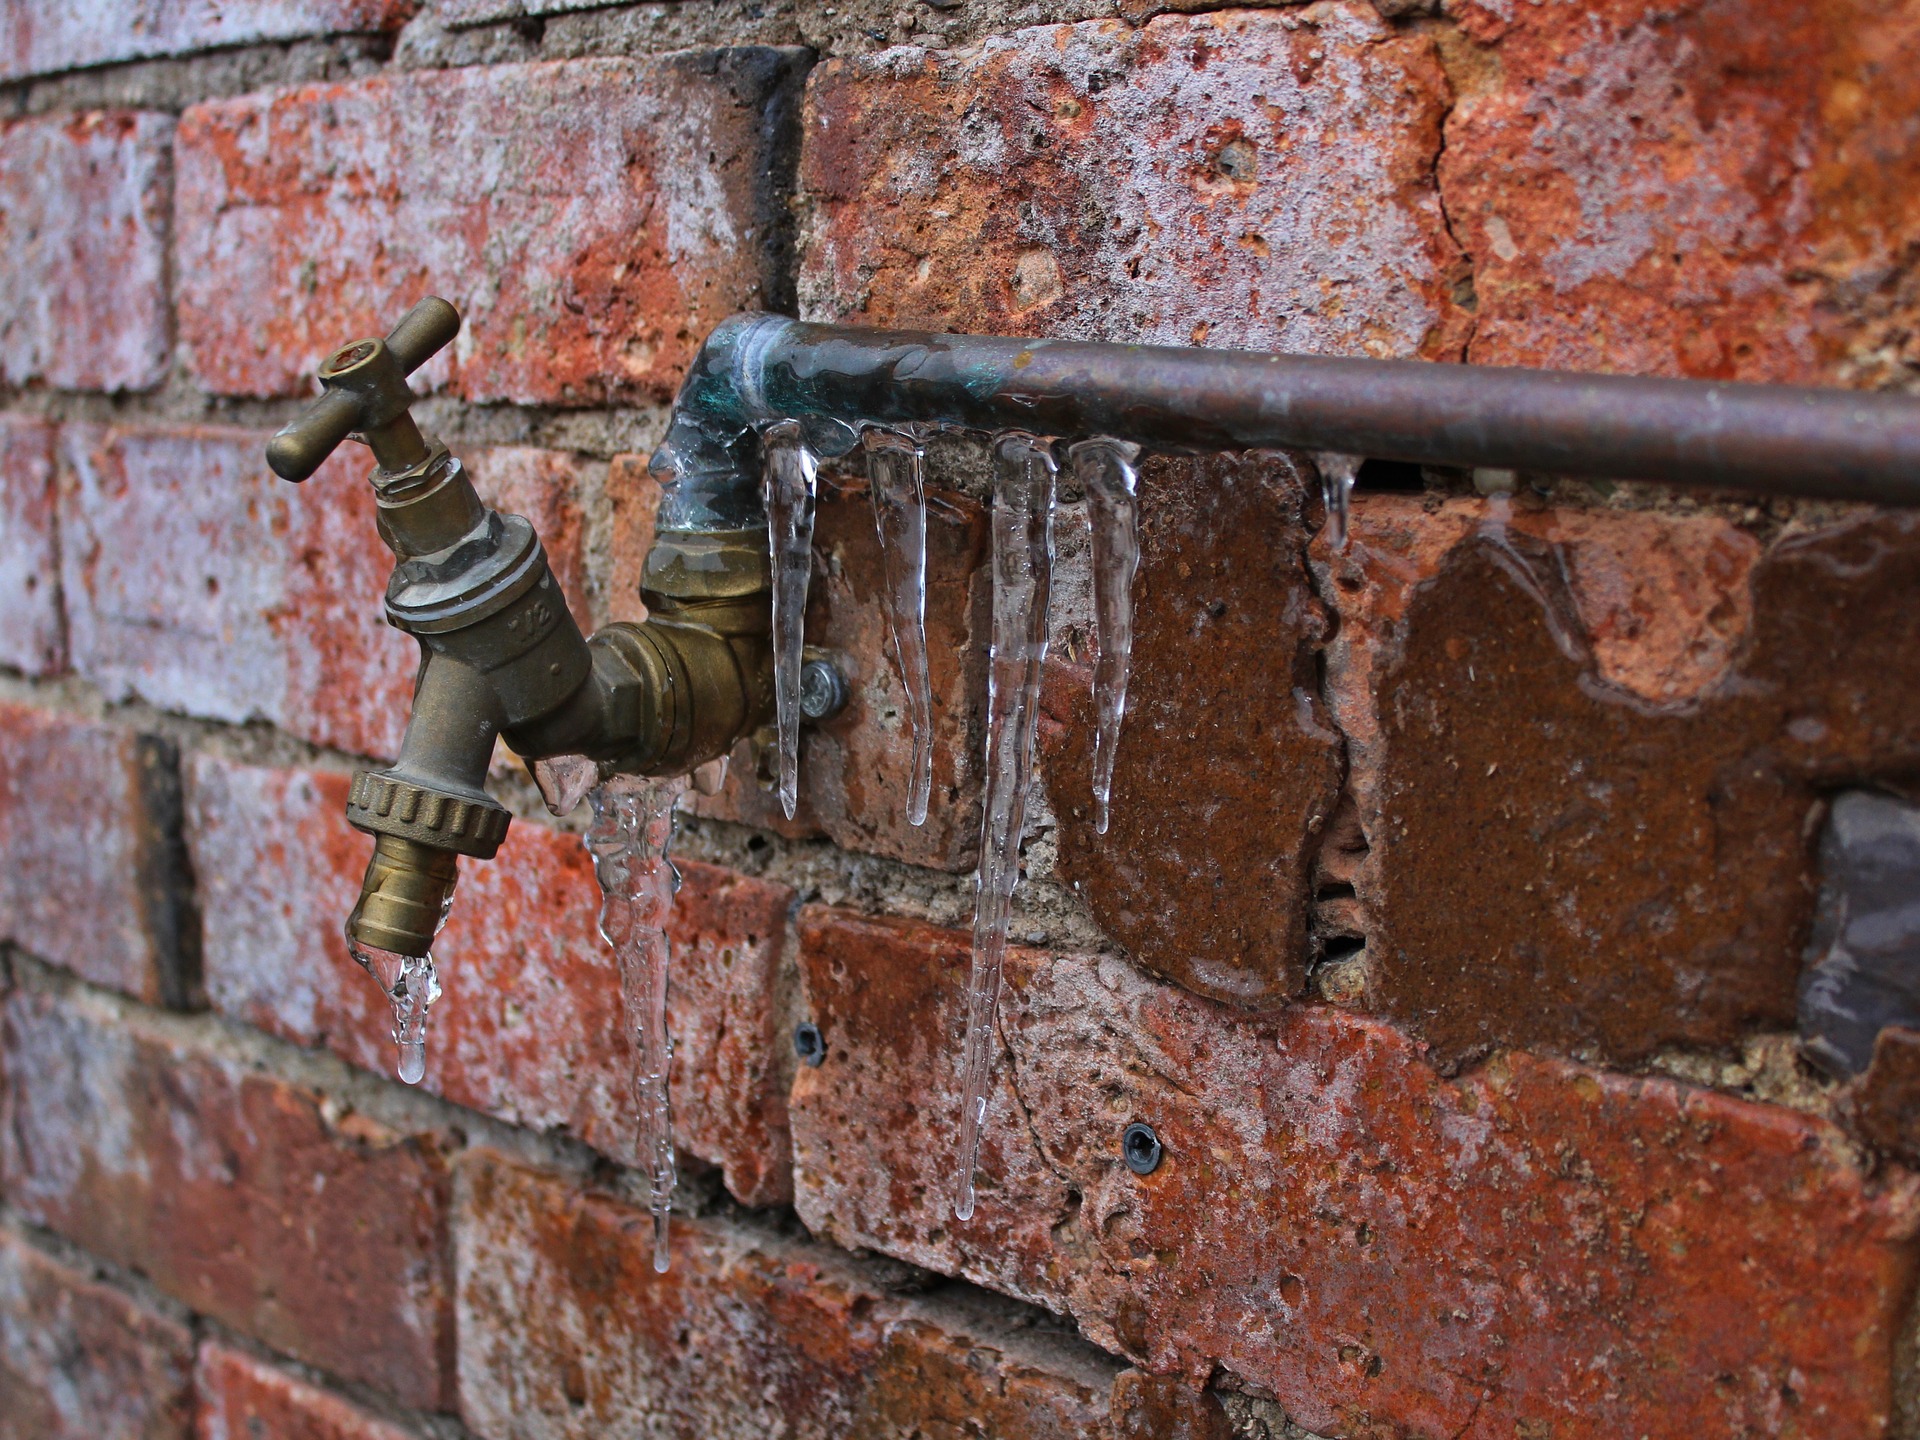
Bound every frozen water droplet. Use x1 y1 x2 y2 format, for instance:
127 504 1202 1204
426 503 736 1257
1070 437 1141 836
532 753 600 817
762 421 820 820
1313 453 1361 553
955 431 1057 1222
586 772 689 1272
348 935 442 1087
865 427 935 827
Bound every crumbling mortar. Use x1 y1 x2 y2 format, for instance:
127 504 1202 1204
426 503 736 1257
3 36 393 117
0 1201 200 1331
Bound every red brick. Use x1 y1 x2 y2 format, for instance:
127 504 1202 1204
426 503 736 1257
58 424 589 761
800 7 1469 357
1440 0 1920 384
1318 497 1920 1066
195 1342 425 1440
0 415 63 676
0 701 190 1004
0 1225 194 1440
688 474 994 870
1042 454 1341 1007
791 906 1920 1438
0 981 454 1410
175 54 804 405
0 1 415 82
0 112 171 392
454 1149 1122 1439
185 751 796 1205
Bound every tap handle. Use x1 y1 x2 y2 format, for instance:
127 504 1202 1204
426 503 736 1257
266 297 462 482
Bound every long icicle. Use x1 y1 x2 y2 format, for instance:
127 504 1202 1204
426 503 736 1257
864 427 935 826
347 937 444 1085
585 773 688 1273
762 420 820 819
1069 437 1141 836
954 431 1057 1222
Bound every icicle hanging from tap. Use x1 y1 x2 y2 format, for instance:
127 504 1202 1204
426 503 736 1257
1069 437 1141 836
864 427 935 827
1313 452 1361 553
762 420 820 819
347 938 444 1085
954 431 1057 1222
585 773 689 1274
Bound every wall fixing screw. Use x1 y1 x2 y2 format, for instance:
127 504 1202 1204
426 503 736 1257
798 653 848 722
1121 1121 1162 1176
794 1021 827 1067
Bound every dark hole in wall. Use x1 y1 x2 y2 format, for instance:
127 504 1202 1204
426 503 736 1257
1355 458 1425 493
1797 789 1920 1078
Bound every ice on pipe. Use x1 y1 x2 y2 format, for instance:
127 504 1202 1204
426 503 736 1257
1069 437 1141 836
586 773 689 1273
761 420 820 820
954 431 1057 1222
864 426 935 826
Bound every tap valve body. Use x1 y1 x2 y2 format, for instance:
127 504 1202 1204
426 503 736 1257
267 299 772 960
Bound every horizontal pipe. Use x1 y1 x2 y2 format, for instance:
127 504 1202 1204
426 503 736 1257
652 315 1920 518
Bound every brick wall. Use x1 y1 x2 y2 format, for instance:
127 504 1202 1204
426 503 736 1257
1 1 1917 1437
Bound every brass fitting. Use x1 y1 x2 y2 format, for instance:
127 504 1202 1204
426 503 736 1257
266 299 773 960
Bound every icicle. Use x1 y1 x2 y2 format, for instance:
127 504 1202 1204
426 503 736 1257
585 773 689 1273
347 938 443 1086
762 420 820 820
531 752 601 818
1313 452 1361 552
954 431 1057 1222
1069 437 1141 836
864 427 935 827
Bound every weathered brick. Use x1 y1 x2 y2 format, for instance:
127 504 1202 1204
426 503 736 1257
0 701 191 1005
1319 498 1920 1067
0 415 64 676
455 1148 1123 1439
800 7 1469 357
0 111 171 392
1042 454 1341 1008
58 424 589 760
689 474 994 870
0 981 454 1410
185 751 796 1205
0 1225 194 1440
1440 0 1920 384
176 52 806 405
791 906 1920 1438
195 1341 425 1440
0 1 415 82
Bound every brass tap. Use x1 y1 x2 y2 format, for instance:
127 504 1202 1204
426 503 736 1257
267 299 773 960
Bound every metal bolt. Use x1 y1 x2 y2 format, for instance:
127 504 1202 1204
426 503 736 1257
1121 1121 1162 1176
798 656 848 722
794 1021 827 1067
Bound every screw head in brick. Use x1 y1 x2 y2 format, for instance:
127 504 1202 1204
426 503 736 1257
794 1021 827 1067
798 658 848 722
1122 1121 1162 1175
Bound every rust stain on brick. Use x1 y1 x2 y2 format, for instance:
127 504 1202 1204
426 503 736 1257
790 905 1920 1438
456 1150 1122 1437
800 7 1470 360
1326 498 1920 1067
0 985 455 1411
1443 0 1920 385
174 57 799 405
1045 453 1342 1009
